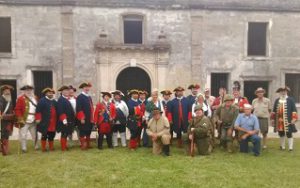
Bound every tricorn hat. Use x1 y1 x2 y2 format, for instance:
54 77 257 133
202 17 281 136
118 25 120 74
42 88 55 94
101 92 112 98
173 86 185 92
111 90 124 96
128 89 139 96
20 85 34 90
160 90 172 96
69 85 77 92
188 84 200 90
139 90 149 96
79 82 92 89
58 85 70 92
276 86 290 93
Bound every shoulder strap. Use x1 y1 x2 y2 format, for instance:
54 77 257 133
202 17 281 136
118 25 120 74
25 95 37 107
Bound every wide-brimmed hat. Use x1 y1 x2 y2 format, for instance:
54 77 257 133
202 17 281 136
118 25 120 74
224 94 234 102
0 85 14 93
255 87 265 94
152 107 163 116
42 88 55 94
244 104 253 110
20 85 34 90
79 82 92 89
276 86 290 93
194 104 203 112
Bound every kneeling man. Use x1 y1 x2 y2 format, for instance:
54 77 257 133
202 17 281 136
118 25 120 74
234 104 261 156
146 107 171 156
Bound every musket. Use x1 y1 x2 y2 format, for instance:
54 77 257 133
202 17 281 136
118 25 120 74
190 131 195 157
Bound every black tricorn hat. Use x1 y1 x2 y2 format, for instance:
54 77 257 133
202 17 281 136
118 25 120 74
276 86 291 93
69 85 77 92
79 82 92 89
160 90 172 96
42 88 55 94
20 85 34 90
101 92 112 98
58 85 70 92
173 86 185 92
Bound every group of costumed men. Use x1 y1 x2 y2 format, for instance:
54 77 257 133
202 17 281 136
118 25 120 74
0 81 298 157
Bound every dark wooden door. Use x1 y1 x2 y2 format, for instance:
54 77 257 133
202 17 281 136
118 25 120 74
244 81 269 103
33 71 53 99
0 79 17 107
116 67 151 100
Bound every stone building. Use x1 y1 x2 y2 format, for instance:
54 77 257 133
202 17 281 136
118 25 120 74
0 0 300 113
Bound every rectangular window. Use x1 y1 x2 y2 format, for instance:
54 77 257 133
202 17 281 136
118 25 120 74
33 71 53 99
210 73 229 97
247 22 268 56
285 74 300 103
0 17 12 53
123 16 143 44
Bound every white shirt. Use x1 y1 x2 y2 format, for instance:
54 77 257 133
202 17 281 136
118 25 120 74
26 96 37 123
69 96 76 113
113 99 129 124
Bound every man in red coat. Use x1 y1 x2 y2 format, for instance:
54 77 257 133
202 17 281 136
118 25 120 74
15 85 39 153
94 92 116 149
35 88 57 152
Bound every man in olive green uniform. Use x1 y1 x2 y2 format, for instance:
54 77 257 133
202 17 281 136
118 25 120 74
146 107 171 156
185 105 212 155
214 94 239 153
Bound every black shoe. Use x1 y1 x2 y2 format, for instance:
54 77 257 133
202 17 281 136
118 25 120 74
162 145 170 156
289 149 293 152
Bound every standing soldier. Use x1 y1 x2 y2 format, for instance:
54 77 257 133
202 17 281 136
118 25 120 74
57 85 75 151
68 85 78 147
0 85 15 155
35 88 57 152
167 86 191 148
146 107 171 156
271 86 298 151
232 81 249 113
127 89 143 150
187 84 200 112
214 94 239 153
15 85 39 153
111 90 128 147
94 92 116 149
138 90 148 147
211 87 227 139
76 82 94 150
161 90 173 141
252 87 271 149
185 105 212 155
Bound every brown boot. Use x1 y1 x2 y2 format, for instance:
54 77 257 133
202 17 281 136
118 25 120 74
86 136 92 149
48 141 54 151
177 138 183 148
41 140 47 152
80 137 87 150
1 139 9 156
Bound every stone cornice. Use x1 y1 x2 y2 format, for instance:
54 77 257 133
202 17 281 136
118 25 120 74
1 0 300 12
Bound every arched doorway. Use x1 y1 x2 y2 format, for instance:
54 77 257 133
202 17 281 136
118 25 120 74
116 67 151 100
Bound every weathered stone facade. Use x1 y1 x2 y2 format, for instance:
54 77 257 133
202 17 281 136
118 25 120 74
0 0 300 113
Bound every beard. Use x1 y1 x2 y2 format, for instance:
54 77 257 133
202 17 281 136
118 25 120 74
2 94 12 102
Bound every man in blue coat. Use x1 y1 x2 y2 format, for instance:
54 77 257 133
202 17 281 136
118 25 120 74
57 85 75 151
76 82 94 150
167 86 191 148
35 88 57 152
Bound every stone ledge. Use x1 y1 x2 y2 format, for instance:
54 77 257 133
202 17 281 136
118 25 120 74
94 42 171 51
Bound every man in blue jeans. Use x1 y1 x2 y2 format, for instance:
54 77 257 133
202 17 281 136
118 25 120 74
234 104 261 156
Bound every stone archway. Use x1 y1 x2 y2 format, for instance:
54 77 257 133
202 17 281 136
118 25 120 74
116 67 151 98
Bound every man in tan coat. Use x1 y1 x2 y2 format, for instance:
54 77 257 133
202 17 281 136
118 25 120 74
146 107 171 156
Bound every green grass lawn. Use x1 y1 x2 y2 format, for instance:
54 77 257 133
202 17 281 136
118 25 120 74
1 138 300 188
